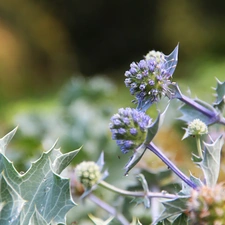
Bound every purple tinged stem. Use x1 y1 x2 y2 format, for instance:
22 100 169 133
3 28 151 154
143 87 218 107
89 193 130 225
147 142 198 189
178 94 219 124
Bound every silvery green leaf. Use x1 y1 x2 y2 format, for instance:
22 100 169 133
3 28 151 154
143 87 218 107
166 83 182 100
170 213 188 225
0 173 26 225
152 197 188 225
145 105 169 144
200 135 224 187
213 79 225 112
179 98 218 125
137 97 154 112
124 144 147 176
130 217 142 225
125 106 168 175
88 214 114 225
136 174 150 208
51 146 81 174
0 128 78 225
164 44 179 77
189 173 204 187
181 128 189 140
157 220 171 225
0 127 17 155
96 152 105 170
191 153 202 164
28 207 48 225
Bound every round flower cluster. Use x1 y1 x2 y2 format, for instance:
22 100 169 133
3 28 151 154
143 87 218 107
109 107 152 154
76 161 101 189
124 50 172 105
187 119 208 136
187 184 225 225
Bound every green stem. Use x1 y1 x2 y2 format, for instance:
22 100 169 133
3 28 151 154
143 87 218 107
196 136 203 159
99 180 177 199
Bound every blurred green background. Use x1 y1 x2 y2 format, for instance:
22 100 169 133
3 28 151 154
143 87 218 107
1 0 225 100
0 1 225 224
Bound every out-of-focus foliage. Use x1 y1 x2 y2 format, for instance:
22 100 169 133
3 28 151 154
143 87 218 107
1 0 225 100
8 76 121 170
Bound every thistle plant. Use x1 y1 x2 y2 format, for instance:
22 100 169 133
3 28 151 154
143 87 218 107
2 45 225 225
124 46 178 111
71 45 225 225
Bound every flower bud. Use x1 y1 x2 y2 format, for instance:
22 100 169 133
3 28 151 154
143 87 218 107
76 161 101 189
187 184 225 225
187 119 208 136
109 107 152 154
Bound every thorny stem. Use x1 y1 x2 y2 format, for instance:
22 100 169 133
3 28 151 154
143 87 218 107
88 193 130 225
147 142 198 189
99 180 177 199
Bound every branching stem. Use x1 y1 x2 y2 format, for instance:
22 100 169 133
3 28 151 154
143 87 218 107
99 180 177 199
147 142 198 189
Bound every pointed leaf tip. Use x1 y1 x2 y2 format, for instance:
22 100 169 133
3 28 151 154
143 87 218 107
200 135 224 187
0 127 18 155
213 79 225 112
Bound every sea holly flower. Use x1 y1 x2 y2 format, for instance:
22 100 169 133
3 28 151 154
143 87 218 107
187 184 225 225
75 161 101 189
187 119 208 136
183 118 208 140
182 119 208 159
124 45 178 111
109 107 152 154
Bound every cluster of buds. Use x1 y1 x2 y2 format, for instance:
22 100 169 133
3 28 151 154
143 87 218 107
124 50 173 105
109 107 151 154
75 161 101 189
187 184 225 225
187 119 208 136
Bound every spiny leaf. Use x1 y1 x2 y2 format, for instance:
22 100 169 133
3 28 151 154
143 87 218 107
28 207 48 225
0 128 80 225
51 147 81 174
200 135 224 187
189 174 204 187
145 104 169 145
213 79 225 112
164 44 179 77
0 173 26 224
125 105 168 175
179 98 218 125
0 127 17 155
136 174 150 208
124 144 147 176
152 197 189 225
171 213 188 225
130 217 142 225
88 214 114 225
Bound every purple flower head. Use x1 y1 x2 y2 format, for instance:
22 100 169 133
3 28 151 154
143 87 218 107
124 46 178 110
109 107 152 154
